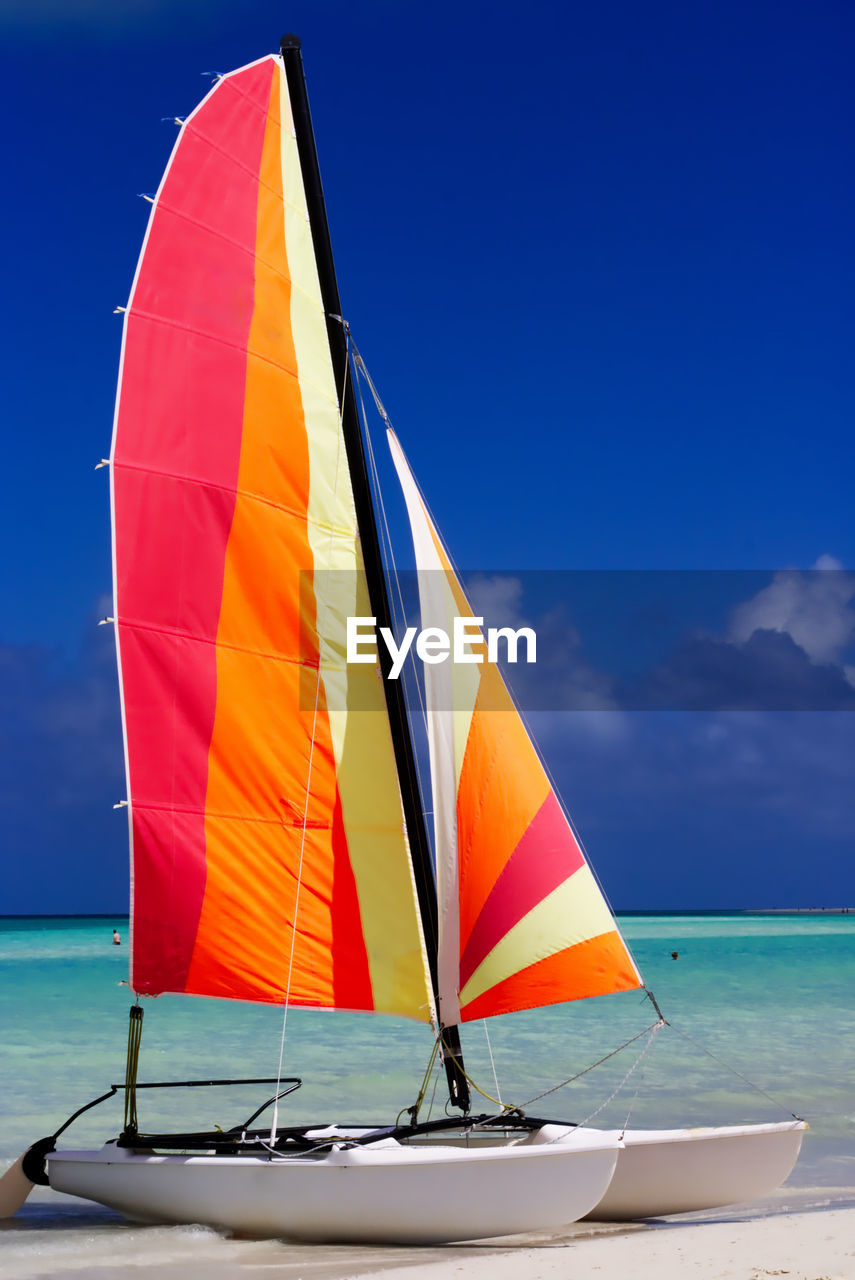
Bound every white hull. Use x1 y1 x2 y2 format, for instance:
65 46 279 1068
47 1130 619 1244
579 1121 807 1220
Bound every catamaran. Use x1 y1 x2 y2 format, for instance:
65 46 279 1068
1 37 805 1243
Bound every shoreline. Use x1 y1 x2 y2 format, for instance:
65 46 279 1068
7 1187 854 1280
356 1204 855 1280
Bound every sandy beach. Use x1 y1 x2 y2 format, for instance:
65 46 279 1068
359 1207 855 1280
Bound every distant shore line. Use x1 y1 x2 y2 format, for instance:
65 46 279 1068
743 906 853 914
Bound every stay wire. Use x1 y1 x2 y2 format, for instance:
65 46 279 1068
519 1018 665 1109
353 358 400 634
618 1019 658 1139
543 1019 665 1139
355 361 406 643
353 348 430 736
352 345 434 873
664 1019 805 1121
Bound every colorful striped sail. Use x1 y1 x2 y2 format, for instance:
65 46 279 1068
111 56 432 1021
388 431 642 1025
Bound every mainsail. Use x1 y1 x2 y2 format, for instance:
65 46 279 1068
388 431 643 1026
111 55 432 1021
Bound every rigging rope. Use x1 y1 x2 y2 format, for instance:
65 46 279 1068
409 1018 667 1132
437 1029 506 1110
482 1020 503 1107
426 1062 441 1121
408 1028 506 1119
398 1037 441 1126
269 328 349 1145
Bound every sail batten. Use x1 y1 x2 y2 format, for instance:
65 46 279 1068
387 430 642 1024
114 55 432 1021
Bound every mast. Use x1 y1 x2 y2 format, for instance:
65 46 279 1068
279 35 469 1112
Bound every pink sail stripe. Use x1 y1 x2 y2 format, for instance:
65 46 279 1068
458 790 585 988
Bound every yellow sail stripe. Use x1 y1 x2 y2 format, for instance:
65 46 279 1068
458 864 619 1010
282 80 431 1020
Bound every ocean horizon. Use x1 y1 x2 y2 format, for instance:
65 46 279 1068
3 906 852 924
1 912 853 1277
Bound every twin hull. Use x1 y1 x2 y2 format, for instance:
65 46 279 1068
47 1133 619 1244
582 1121 807 1220
46 1120 806 1243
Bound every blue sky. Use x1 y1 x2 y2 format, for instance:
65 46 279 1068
1 0 852 912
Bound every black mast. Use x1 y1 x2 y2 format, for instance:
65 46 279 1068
279 35 469 1112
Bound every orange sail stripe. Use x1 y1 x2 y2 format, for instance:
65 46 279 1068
460 932 639 1022
456 663 551 952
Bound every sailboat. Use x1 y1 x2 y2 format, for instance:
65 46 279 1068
6 38 804 1244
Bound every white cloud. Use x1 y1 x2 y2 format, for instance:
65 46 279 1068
527 709 633 748
729 555 855 665
466 574 527 630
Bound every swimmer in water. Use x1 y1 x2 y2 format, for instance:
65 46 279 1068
113 929 121 945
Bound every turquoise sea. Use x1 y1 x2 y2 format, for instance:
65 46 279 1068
1 913 853 1278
